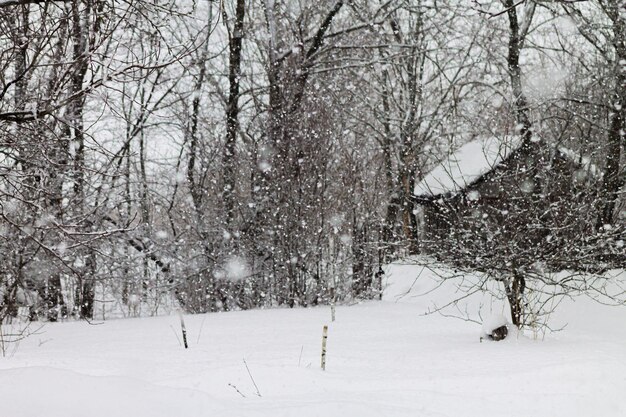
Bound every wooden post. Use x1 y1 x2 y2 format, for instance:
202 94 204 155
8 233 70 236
178 311 188 349
321 325 328 370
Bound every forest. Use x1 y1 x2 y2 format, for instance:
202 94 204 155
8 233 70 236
0 0 624 328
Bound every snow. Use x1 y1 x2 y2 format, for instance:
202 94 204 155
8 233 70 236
213 256 251 281
2 368 219 417
414 136 523 198
2 260 626 416
223 255 250 281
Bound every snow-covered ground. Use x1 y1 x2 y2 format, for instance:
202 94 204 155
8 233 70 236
2 261 626 417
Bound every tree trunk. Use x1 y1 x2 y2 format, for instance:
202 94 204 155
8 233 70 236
380 65 398 261
504 0 533 144
223 0 246 229
395 8 424 253
506 271 526 328
46 274 65 322
597 0 625 228
351 211 370 297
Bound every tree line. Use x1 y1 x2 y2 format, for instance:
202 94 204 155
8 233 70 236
0 0 623 325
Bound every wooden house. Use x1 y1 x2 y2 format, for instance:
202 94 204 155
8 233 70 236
412 136 600 268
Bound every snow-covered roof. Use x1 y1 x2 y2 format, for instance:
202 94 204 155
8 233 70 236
414 135 523 198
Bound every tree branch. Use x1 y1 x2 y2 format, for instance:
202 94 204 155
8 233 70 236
0 0 70 8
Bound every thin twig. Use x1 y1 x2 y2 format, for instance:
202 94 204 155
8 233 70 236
196 315 207 344
228 383 246 398
243 358 262 397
